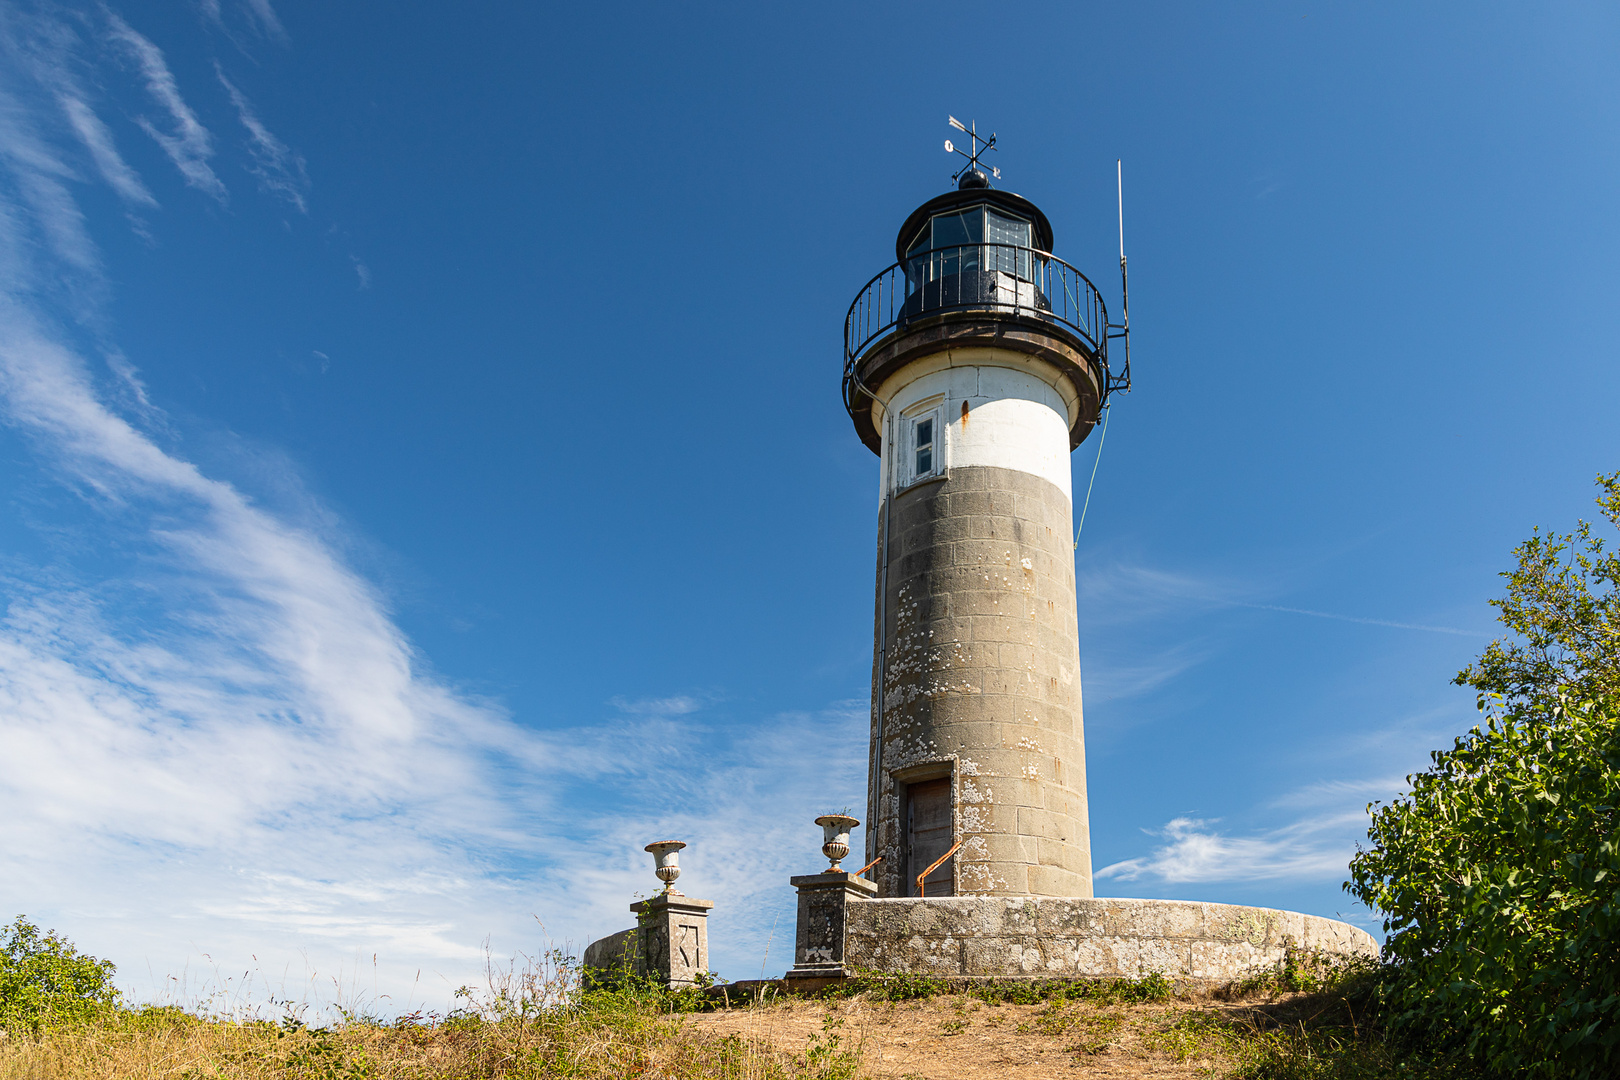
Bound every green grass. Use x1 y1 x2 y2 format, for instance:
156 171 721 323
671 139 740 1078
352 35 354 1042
1143 959 1470 1080
825 969 1175 1006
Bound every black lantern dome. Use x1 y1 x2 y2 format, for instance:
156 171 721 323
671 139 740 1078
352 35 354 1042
842 176 1121 456
892 182 1056 326
893 180 1054 265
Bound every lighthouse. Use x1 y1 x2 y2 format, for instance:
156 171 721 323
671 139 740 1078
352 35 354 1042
844 131 1127 900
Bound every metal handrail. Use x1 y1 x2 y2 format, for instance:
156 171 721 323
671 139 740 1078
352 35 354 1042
842 243 1127 412
915 839 962 898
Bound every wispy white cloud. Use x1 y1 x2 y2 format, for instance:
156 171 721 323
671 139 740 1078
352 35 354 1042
103 11 226 203
58 95 156 208
1095 813 1358 885
214 64 306 212
1080 558 1480 640
0 0 869 1014
0 23 541 1005
240 0 287 43
1265 776 1412 811
0 293 556 1003
1077 562 1241 629
611 694 701 716
1079 642 1212 704
528 702 869 976
0 119 90 277
197 0 287 53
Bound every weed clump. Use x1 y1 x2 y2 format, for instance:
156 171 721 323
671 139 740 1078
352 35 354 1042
830 969 1176 1006
1150 954 1467 1079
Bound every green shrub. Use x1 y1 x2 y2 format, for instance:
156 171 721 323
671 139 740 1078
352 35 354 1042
1349 694 1620 1077
0 915 120 1034
1346 474 1620 1078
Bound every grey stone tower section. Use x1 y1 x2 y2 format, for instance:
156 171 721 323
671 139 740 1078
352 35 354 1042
843 176 1109 900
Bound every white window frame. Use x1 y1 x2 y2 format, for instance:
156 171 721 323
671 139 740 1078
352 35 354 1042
899 397 945 489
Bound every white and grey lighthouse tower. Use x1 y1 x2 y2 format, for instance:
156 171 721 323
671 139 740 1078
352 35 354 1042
844 152 1127 900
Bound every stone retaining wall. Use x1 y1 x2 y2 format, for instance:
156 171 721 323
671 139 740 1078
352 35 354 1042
842 897 1377 984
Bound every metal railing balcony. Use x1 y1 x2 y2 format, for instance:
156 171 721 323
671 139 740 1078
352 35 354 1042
843 242 1122 409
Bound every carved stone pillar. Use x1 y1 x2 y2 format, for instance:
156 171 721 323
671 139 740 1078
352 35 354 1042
785 871 878 987
629 892 714 988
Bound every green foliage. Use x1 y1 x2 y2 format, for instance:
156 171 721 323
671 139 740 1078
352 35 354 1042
1152 962 1458 1080
829 969 1176 1005
1457 470 1620 705
272 1015 376 1080
1000 971 1174 1005
574 943 720 1015
1348 694 1620 1076
1347 474 1620 1078
828 970 950 1001
1222 949 1378 1000
800 1013 860 1079
0 915 120 1034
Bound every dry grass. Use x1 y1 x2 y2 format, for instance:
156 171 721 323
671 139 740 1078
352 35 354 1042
0 957 1429 1080
699 992 1233 1079
0 1001 859 1079
693 967 1442 1080
0 942 862 1080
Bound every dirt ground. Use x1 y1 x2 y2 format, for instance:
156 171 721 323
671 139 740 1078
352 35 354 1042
691 993 1248 1079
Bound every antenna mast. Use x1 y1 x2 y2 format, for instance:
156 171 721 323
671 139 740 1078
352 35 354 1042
1106 159 1133 396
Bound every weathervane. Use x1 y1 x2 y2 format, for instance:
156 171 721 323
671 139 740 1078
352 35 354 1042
944 116 999 183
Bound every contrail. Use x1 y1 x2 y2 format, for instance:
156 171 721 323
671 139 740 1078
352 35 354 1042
1241 603 1486 638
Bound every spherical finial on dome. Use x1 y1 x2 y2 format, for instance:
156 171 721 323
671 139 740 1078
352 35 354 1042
958 168 990 190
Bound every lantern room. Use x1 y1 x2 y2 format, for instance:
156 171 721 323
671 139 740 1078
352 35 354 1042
895 172 1056 320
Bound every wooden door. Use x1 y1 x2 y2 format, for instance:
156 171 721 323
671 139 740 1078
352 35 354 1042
905 777 954 897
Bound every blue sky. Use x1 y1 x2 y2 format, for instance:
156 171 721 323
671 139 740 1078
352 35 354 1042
0 0 1617 1011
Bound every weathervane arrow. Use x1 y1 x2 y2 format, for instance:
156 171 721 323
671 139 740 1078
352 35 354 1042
944 116 999 182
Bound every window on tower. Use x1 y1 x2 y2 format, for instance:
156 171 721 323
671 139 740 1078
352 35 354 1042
914 416 934 478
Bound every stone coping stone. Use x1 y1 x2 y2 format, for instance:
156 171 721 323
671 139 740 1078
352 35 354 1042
582 928 636 971
842 896 1377 984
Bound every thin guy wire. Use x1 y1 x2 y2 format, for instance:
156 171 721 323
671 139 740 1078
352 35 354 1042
1073 406 1111 550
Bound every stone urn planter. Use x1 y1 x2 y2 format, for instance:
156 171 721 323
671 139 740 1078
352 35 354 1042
815 815 859 872
644 840 686 894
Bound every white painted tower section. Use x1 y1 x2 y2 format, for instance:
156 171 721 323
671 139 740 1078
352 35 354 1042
873 348 1080 501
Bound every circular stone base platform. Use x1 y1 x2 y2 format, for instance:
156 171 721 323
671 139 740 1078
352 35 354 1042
841 897 1377 984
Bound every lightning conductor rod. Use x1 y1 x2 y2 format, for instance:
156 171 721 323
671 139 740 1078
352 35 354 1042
1117 159 1131 372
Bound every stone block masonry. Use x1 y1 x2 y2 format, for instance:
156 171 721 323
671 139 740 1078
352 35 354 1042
870 462 1092 899
841 897 1378 983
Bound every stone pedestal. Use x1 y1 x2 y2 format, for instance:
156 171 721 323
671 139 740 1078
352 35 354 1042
785 872 879 986
629 892 714 988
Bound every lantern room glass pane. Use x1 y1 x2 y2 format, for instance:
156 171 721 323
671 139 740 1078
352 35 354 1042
985 209 1031 248
903 203 1041 293
931 208 982 279
929 208 982 248
985 209 1033 279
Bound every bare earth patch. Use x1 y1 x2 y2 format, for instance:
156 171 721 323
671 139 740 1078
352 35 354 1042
691 993 1253 1079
